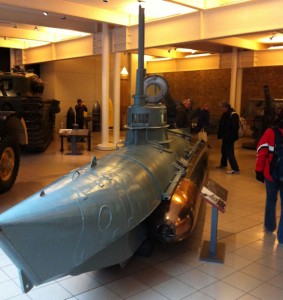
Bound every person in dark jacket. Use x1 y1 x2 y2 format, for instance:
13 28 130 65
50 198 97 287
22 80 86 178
75 98 88 129
196 102 210 133
217 101 240 174
255 109 283 244
175 98 197 130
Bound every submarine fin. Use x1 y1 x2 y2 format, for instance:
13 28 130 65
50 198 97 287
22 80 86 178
18 269 33 293
90 155 97 168
119 259 130 269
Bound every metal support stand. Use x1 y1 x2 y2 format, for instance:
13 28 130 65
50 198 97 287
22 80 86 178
199 206 225 263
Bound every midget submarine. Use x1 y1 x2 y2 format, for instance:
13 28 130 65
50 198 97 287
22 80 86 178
0 6 209 293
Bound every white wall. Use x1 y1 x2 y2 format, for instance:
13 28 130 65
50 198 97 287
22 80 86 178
40 55 116 130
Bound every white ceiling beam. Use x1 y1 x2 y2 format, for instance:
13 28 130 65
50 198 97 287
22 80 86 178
146 49 283 74
124 0 283 51
0 0 130 28
0 6 98 33
22 35 94 64
0 27 56 42
202 0 283 39
0 38 26 49
144 48 187 58
163 0 203 10
212 37 268 51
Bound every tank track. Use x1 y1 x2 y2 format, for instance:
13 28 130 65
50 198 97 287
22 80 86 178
21 97 56 152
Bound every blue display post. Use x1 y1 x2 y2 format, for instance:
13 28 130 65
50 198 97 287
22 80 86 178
199 179 228 263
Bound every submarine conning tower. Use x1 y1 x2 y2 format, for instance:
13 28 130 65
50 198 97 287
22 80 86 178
125 5 169 146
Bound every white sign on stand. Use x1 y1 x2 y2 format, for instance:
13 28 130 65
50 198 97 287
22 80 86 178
199 179 228 263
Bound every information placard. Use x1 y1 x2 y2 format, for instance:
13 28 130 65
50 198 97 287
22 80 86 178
200 179 228 213
199 178 228 263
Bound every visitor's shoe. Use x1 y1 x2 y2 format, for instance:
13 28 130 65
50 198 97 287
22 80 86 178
227 170 240 175
216 165 227 169
264 227 275 233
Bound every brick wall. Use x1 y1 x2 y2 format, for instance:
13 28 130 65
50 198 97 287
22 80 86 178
242 66 283 101
163 69 231 129
162 66 283 130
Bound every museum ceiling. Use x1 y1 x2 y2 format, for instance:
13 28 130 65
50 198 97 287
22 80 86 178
0 0 282 60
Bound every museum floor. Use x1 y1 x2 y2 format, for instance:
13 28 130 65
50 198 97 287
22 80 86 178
0 132 283 300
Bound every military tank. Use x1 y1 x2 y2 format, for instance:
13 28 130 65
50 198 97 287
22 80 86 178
0 66 60 152
0 111 27 194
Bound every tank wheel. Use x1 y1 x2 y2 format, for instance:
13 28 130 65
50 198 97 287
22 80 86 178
0 135 20 194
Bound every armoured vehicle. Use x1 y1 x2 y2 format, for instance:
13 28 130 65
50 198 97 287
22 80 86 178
0 66 60 152
0 111 28 194
0 6 209 293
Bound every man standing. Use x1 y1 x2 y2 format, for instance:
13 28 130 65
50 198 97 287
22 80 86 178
217 101 240 174
75 98 88 129
175 98 196 130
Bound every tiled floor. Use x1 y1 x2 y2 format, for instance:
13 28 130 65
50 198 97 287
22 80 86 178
0 131 283 300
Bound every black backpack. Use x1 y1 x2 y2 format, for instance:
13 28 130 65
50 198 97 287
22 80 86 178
270 127 283 182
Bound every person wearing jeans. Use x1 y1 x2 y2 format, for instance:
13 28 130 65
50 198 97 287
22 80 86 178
256 109 283 244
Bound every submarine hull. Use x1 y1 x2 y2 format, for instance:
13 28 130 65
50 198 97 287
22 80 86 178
0 132 208 292
0 6 209 293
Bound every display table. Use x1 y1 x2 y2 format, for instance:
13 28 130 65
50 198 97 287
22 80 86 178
59 129 91 155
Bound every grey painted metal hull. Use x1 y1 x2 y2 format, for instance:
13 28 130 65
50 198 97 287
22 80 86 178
0 132 208 292
0 6 210 293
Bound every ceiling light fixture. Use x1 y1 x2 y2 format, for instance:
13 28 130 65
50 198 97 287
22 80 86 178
176 48 196 53
120 66 129 75
268 45 283 50
43 11 48 16
261 32 283 44
149 57 172 62
185 53 211 58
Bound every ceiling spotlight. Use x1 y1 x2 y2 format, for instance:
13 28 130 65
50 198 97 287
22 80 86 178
43 11 48 16
61 15 66 20
103 0 109 2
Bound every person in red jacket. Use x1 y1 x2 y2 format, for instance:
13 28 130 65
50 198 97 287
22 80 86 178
255 109 283 244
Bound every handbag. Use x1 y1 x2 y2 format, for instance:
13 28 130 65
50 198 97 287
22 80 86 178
198 129 208 142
